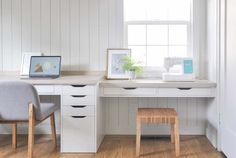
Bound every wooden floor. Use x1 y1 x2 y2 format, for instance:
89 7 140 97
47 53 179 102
0 135 224 158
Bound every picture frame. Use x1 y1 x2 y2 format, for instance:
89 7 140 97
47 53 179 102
106 48 131 79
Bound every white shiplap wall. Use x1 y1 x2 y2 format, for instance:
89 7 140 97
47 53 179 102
0 0 208 135
104 97 207 135
0 0 123 71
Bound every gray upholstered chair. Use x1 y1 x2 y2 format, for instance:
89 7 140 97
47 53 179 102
0 81 59 158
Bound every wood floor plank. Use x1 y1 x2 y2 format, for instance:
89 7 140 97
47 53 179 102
0 135 224 158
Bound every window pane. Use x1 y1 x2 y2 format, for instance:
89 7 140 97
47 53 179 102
128 25 146 45
147 25 168 45
169 46 187 57
169 25 187 45
146 0 168 21
147 46 168 67
124 0 191 21
129 46 146 66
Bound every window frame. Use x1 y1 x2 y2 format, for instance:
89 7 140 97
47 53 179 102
124 20 192 74
123 0 195 78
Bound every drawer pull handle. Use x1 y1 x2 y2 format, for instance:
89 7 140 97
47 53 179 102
71 116 86 118
71 95 86 98
71 105 86 108
178 88 192 90
71 85 86 87
123 87 137 90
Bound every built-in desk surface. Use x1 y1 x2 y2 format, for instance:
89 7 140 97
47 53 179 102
0 72 104 85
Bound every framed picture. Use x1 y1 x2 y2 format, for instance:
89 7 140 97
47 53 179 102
107 48 131 79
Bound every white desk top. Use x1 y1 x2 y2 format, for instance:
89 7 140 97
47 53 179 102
0 72 216 88
0 73 104 85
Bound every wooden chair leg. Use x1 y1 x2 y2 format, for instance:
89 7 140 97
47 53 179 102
174 117 180 157
12 123 17 149
171 123 175 143
136 117 141 157
50 113 57 148
28 104 35 158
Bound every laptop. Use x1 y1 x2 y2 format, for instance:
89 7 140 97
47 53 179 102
29 56 61 79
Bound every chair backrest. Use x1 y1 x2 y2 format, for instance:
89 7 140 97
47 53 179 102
0 81 41 121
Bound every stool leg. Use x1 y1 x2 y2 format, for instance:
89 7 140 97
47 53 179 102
174 118 180 157
171 123 175 143
12 123 17 149
136 118 141 157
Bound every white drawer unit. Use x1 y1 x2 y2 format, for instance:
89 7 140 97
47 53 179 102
157 88 215 97
62 105 95 116
61 84 97 153
62 95 95 105
61 115 95 152
62 85 95 95
101 87 157 97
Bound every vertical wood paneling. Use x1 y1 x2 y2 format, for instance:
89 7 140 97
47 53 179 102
0 0 2 71
89 0 99 70
99 0 109 70
60 0 70 70
51 0 60 56
116 0 123 47
21 0 31 52
2 0 12 70
118 98 129 131
41 0 51 56
31 0 40 52
105 97 207 135
178 98 188 129
79 0 89 70
0 0 143 71
108 0 117 47
70 0 80 70
12 0 21 70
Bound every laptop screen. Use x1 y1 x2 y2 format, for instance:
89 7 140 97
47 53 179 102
29 56 61 78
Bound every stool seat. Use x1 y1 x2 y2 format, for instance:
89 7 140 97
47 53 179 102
138 108 177 124
136 108 180 157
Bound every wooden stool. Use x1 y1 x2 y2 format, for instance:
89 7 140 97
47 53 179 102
136 108 180 157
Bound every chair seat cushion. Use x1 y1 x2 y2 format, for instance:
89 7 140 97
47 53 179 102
36 103 59 121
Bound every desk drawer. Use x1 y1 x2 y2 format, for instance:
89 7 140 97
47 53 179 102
62 105 94 116
34 85 54 94
62 85 95 95
61 115 95 152
62 95 95 105
102 87 157 97
158 88 215 97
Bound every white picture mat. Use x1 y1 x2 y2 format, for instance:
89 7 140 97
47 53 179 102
20 52 43 76
107 49 131 79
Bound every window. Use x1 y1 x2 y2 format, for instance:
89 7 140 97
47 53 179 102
124 0 192 68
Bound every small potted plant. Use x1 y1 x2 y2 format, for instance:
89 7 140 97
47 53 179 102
122 56 143 80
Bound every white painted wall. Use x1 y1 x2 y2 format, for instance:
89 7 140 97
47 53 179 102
0 0 123 71
0 0 210 135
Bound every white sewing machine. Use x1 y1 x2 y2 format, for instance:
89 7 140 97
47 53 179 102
162 57 195 82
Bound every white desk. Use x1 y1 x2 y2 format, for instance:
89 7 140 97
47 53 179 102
0 73 217 153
